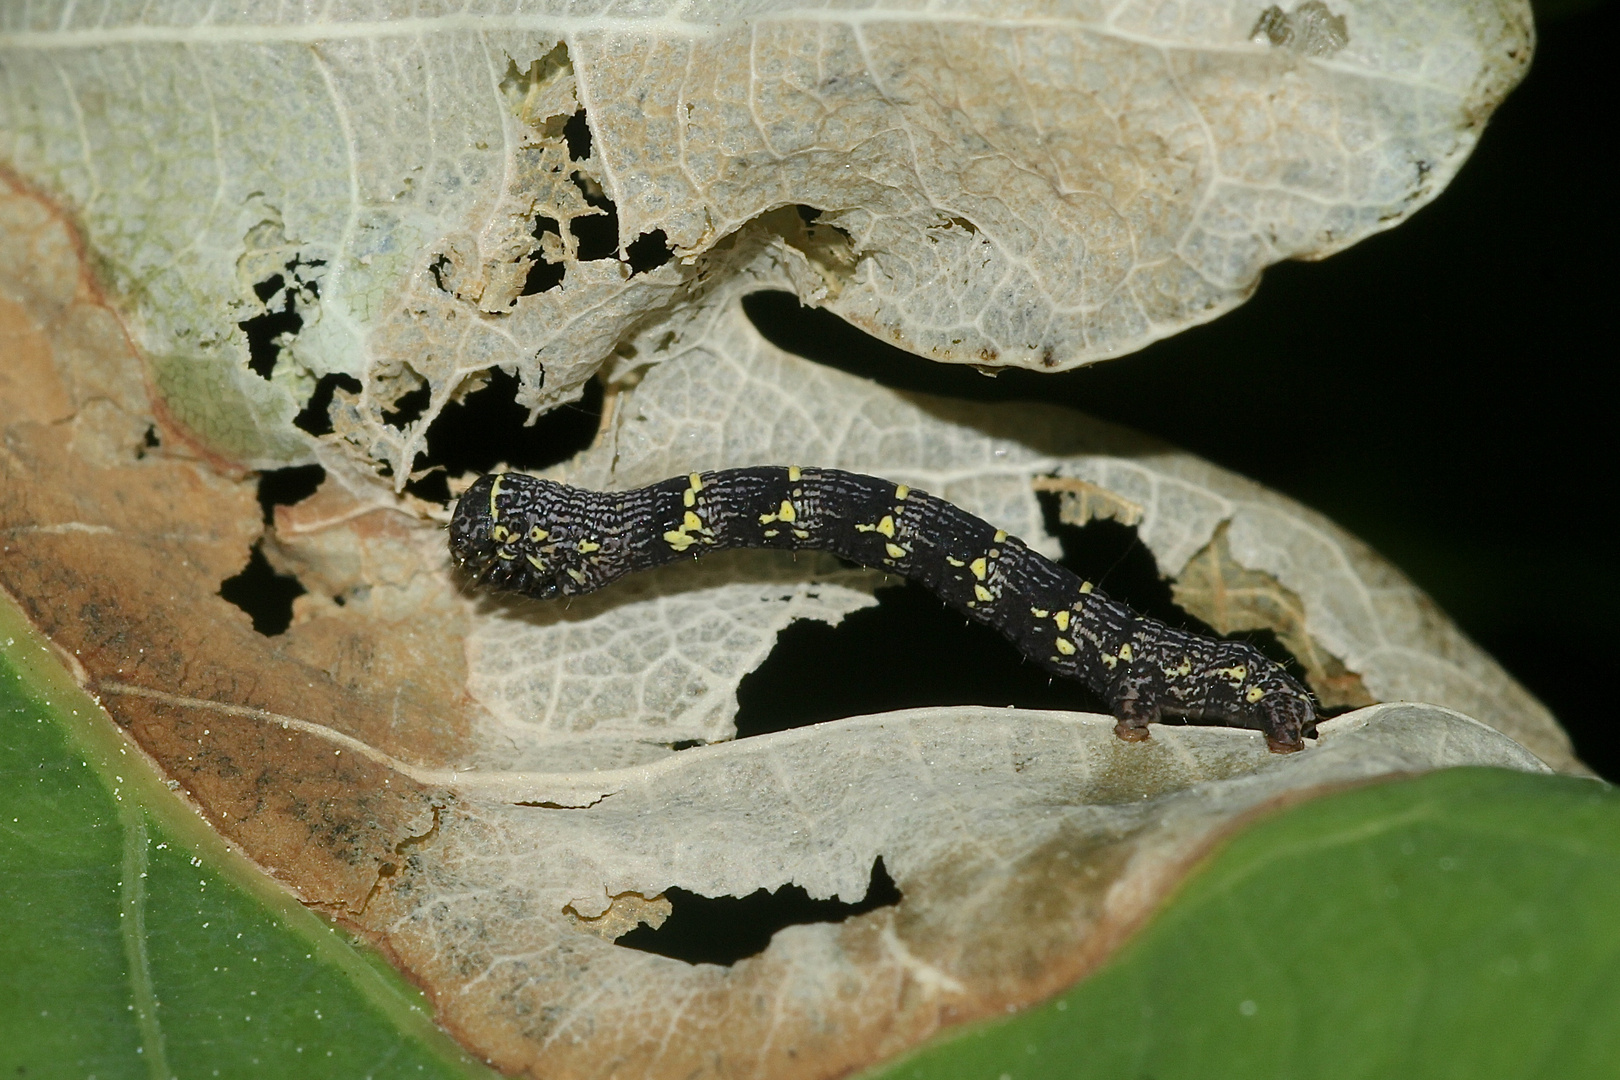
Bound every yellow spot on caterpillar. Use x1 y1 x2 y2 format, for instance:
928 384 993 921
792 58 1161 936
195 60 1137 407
876 515 895 537
680 511 701 532
788 466 801 481
969 557 987 580
946 556 965 567
993 529 1007 543
1100 652 1118 669
895 485 910 500
974 584 993 602
1030 608 1049 618
488 474 503 521
1213 665 1248 685
566 568 588 585
689 472 704 490
792 529 809 539
496 550 515 560
525 554 544 571
1055 638 1076 656
664 530 696 552
1246 686 1266 703
1118 643 1134 662
683 487 696 507
490 524 511 543
577 539 600 553
1053 610 1070 631
1162 657 1192 678
886 543 907 559
759 499 798 525
528 526 549 543
763 529 779 538
1080 581 1094 594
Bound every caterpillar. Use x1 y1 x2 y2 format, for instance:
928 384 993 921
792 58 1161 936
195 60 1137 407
449 467 1316 752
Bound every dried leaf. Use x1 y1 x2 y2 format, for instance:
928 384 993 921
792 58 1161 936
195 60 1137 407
0 153 1575 1078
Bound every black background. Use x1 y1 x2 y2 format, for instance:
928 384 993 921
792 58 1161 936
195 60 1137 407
742 0 1620 781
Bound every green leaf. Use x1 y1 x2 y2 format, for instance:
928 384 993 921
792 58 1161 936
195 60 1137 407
0 598 495 1080
865 766 1620 1079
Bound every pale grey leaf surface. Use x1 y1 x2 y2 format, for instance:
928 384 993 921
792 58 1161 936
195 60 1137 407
0 0 1530 479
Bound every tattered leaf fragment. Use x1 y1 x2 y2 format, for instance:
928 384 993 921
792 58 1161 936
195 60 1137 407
0 0 1533 479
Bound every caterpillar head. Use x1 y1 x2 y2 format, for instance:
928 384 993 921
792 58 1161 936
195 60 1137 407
449 473 598 600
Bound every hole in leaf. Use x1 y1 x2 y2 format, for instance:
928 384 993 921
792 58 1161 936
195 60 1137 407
563 109 592 160
219 541 306 636
135 424 161 459
737 503 1315 737
615 857 900 967
293 373 363 437
383 383 432 430
521 216 566 295
569 174 620 261
404 370 602 504
626 229 673 275
256 464 325 524
237 259 325 380
570 212 619 262
238 273 302 379
428 253 452 293
735 580 1105 738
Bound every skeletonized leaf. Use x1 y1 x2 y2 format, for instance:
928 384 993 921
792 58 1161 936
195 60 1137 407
0 0 1531 480
0 168 1574 1079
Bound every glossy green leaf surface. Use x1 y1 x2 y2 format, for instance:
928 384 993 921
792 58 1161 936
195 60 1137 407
868 766 1620 1080
0 604 494 1080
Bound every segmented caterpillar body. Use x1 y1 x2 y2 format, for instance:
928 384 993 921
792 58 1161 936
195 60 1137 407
449 467 1316 751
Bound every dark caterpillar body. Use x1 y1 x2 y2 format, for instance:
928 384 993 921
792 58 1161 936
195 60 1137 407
449 467 1316 752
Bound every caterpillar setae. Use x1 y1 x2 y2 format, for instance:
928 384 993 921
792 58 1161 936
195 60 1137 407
449 467 1317 752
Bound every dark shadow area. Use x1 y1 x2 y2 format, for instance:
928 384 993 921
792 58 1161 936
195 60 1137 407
218 541 305 636
404 371 602 504
737 5 1620 779
615 856 901 967
256 464 325 524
